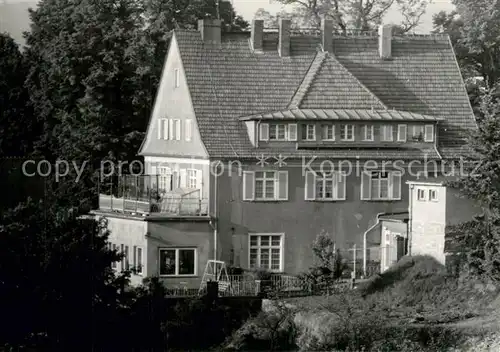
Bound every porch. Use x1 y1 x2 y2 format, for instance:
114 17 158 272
98 175 209 216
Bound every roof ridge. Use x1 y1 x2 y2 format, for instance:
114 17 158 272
326 53 388 110
288 51 327 109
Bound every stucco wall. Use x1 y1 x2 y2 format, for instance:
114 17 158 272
139 34 207 158
146 220 212 288
216 161 432 275
101 214 148 286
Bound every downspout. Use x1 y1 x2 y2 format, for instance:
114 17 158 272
256 119 260 148
214 171 218 261
408 184 414 256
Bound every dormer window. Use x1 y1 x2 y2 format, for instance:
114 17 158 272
303 124 316 141
322 124 335 141
424 124 434 142
340 124 354 141
381 125 393 142
270 124 287 141
397 124 407 142
363 125 374 141
411 125 424 141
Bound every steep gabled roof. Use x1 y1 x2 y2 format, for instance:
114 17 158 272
174 30 476 159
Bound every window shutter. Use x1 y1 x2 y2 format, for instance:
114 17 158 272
305 171 316 200
175 119 181 141
336 172 346 200
361 171 371 200
259 123 269 141
133 246 137 269
157 119 163 139
242 171 255 201
288 124 297 141
424 125 434 142
179 169 187 188
185 119 192 141
397 124 407 142
391 172 402 200
169 119 174 140
277 171 288 200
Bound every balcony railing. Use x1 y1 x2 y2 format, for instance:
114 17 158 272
98 175 208 216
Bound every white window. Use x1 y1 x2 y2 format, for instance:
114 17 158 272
259 123 269 141
158 118 170 140
397 124 407 142
340 124 355 141
429 189 438 201
303 124 316 141
269 124 287 141
305 171 346 200
159 248 196 276
322 124 335 141
381 125 393 141
174 68 180 88
417 188 426 201
174 119 181 140
360 171 402 200
249 234 284 271
185 119 192 141
169 119 174 140
242 170 288 201
411 125 425 141
288 124 298 141
186 169 198 189
158 167 172 192
133 246 143 275
363 125 374 141
424 124 434 142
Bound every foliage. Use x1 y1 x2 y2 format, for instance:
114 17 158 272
0 33 37 157
0 198 129 350
268 0 429 32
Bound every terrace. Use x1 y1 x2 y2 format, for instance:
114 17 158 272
98 175 209 217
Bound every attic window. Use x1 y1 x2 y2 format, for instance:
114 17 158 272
340 125 354 141
411 125 424 142
270 124 287 141
174 68 180 88
424 125 434 142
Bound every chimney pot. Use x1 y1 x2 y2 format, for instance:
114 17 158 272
321 17 334 53
379 24 392 59
251 20 264 52
278 19 291 57
198 19 221 45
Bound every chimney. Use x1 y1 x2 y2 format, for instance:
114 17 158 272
251 20 264 52
321 17 334 53
278 19 291 57
198 19 221 45
378 24 392 59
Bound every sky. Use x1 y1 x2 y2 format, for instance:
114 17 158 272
0 0 455 46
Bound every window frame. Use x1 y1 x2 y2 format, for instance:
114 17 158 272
340 124 355 141
269 124 288 141
363 125 374 141
305 171 347 201
158 247 197 277
185 119 192 141
174 68 180 88
322 124 335 141
243 170 288 201
255 171 277 200
397 124 407 142
429 188 438 202
133 246 143 275
417 188 427 201
186 169 198 189
361 171 402 201
424 124 435 142
248 233 284 272
158 166 172 192
411 125 425 141
304 124 316 141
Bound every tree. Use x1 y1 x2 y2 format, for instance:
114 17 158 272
448 90 500 281
271 0 429 32
254 8 303 28
0 198 129 350
0 33 37 157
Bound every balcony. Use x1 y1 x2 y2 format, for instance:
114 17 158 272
98 175 209 217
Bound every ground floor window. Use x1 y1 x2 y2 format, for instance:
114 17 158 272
249 234 284 271
159 248 196 276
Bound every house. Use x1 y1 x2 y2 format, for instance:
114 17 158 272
93 17 478 287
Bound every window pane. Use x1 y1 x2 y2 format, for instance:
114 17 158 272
325 180 333 198
250 249 258 267
255 171 264 178
265 180 274 198
315 179 324 198
271 236 281 246
178 249 195 275
137 248 142 272
371 179 379 199
380 179 389 198
160 250 176 275
261 236 270 246
271 249 280 270
277 125 286 139
255 180 264 198
250 236 258 247
261 249 270 268
269 125 277 139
